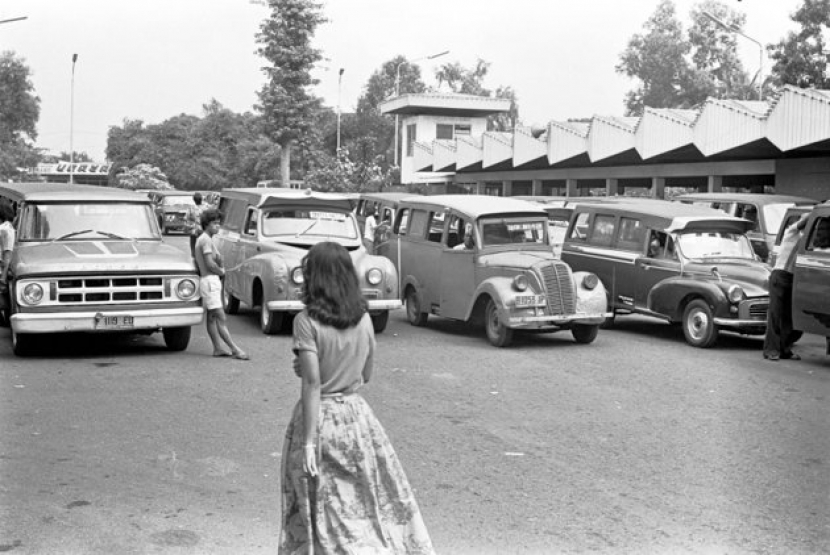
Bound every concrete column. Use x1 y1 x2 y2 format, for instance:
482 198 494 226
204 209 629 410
531 179 542 196
707 175 723 193
606 178 619 197
566 178 578 197
476 181 485 195
652 177 666 199
502 180 513 197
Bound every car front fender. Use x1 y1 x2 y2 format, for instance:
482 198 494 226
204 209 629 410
649 278 729 321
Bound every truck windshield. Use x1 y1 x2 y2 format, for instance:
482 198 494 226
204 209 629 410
18 203 160 241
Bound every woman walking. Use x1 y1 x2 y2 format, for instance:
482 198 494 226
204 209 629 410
279 242 434 555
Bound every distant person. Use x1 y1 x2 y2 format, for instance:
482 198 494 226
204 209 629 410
363 209 378 250
0 204 15 326
372 213 392 254
195 208 249 360
763 213 808 361
187 192 206 258
453 223 475 250
279 241 434 554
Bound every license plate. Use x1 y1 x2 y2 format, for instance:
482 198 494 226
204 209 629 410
96 315 134 329
515 295 541 307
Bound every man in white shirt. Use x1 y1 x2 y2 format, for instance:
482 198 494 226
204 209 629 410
763 213 808 361
363 209 378 251
0 204 16 326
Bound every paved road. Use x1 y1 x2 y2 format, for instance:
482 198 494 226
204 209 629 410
1 235 829 554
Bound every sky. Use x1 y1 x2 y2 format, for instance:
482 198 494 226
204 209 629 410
0 0 806 163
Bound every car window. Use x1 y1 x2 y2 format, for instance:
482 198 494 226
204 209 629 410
617 217 645 251
447 215 465 248
395 208 410 236
735 204 760 232
589 214 616 247
243 209 258 235
409 209 430 239
806 216 830 251
568 212 590 242
260 209 357 239
427 211 445 243
163 195 196 206
18 202 159 241
676 231 755 260
480 218 546 247
218 198 245 232
762 203 796 236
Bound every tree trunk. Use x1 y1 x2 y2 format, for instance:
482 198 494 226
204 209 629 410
280 140 292 187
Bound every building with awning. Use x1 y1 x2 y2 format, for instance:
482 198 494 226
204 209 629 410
398 86 830 200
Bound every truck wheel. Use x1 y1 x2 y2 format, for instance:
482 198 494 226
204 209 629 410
261 305 283 335
222 286 240 315
371 311 389 333
683 299 719 348
484 298 513 348
163 326 191 351
572 324 599 344
405 288 428 327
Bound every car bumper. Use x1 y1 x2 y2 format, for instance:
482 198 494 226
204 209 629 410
267 299 402 312
11 307 205 334
713 317 767 329
507 311 611 327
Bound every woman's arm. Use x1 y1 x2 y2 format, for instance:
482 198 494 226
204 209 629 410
298 350 321 476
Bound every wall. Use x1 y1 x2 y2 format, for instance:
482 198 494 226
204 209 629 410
401 114 488 185
777 157 830 200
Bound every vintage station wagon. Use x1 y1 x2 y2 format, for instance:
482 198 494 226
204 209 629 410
561 201 770 348
675 192 816 262
384 195 608 347
0 183 203 356
148 190 198 235
214 188 400 334
792 203 830 355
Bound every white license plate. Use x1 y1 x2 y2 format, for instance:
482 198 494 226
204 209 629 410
515 295 542 307
96 315 134 329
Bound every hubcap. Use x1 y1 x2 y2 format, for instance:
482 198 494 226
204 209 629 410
688 309 709 340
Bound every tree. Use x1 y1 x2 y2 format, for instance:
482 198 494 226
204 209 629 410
433 59 520 130
356 55 427 115
255 0 326 187
768 0 830 89
617 0 716 115
0 51 41 180
114 163 173 191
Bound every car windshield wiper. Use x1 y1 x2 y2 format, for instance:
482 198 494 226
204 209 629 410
52 229 92 242
95 230 129 240
295 219 320 237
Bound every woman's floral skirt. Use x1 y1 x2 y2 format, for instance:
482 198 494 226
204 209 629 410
279 393 435 555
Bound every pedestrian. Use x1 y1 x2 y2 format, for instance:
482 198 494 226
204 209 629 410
363 208 378 251
187 191 206 258
279 241 434 554
372 212 392 255
0 203 16 326
194 208 249 360
763 212 809 361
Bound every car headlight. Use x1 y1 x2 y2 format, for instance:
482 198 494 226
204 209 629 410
366 268 383 286
727 284 744 303
581 273 599 290
177 279 197 299
291 266 304 284
22 283 44 305
512 275 529 292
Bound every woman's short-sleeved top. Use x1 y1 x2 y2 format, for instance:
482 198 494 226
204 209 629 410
292 310 375 394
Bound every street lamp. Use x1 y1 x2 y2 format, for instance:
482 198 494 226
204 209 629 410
702 11 763 101
0 16 27 25
393 50 450 167
337 68 344 154
69 53 78 184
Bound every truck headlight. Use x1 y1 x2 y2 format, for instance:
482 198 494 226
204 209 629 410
512 275 529 292
727 284 744 303
22 283 44 305
366 268 383 286
291 266 304 284
177 279 197 299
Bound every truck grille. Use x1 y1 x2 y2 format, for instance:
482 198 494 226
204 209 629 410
55 276 170 304
540 262 576 315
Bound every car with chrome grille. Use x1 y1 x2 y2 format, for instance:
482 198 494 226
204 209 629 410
214 188 401 335
384 195 608 347
560 200 770 348
0 183 203 356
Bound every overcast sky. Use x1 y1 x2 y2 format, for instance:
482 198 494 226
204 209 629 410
0 0 804 162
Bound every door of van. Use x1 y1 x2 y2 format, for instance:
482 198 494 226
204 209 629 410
792 213 830 343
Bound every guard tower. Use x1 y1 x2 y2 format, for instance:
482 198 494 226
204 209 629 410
380 92 510 188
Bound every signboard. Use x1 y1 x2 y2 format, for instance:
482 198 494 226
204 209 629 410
37 163 112 175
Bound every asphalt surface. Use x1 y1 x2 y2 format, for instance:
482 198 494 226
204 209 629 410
1 235 829 554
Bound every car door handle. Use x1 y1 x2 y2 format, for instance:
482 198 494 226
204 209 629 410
256 246 261 252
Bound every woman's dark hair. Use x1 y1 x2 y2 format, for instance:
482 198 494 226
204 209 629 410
302 242 367 329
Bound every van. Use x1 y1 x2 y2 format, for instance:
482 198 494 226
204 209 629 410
792 204 830 354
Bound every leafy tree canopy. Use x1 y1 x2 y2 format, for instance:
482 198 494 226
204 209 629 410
0 51 41 179
768 0 830 89
114 163 173 191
